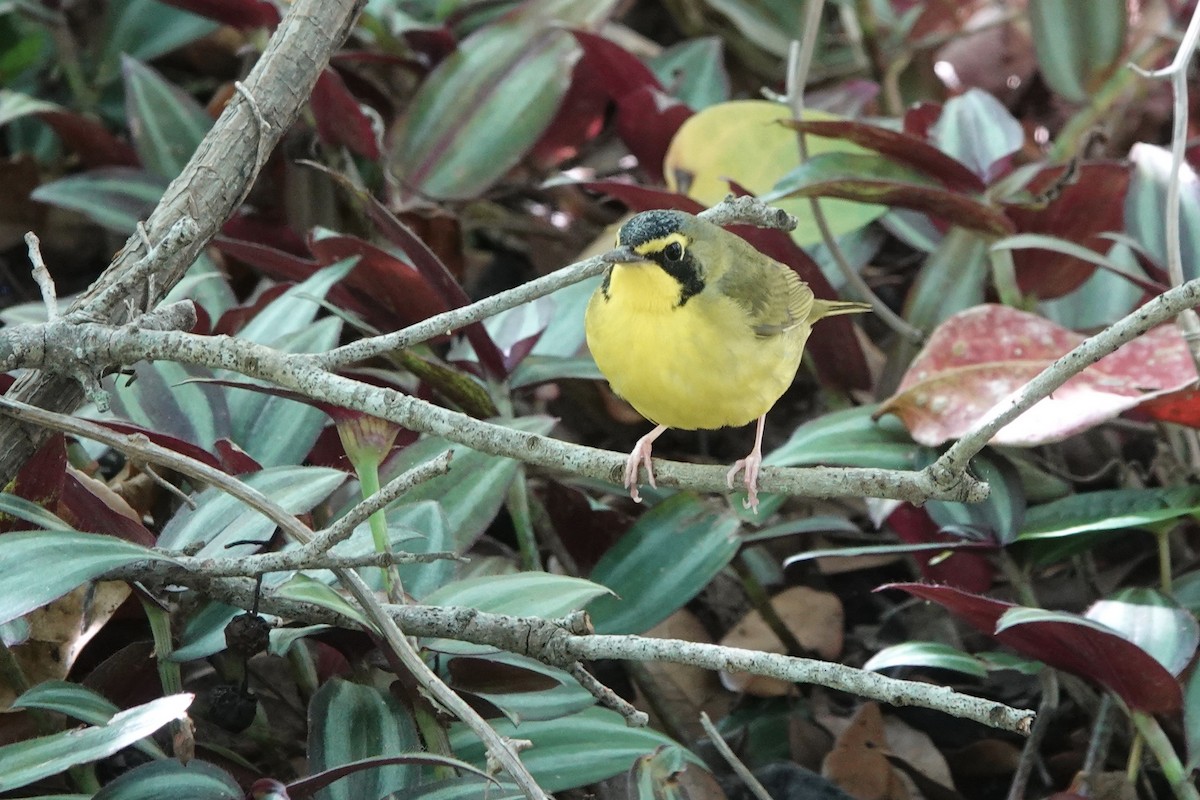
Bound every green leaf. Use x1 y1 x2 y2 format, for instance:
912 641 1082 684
863 642 988 678
390 501 455 600
384 417 556 549
589 494 740 634
767 404 929 470
925 451 1025 544
31 168 165 234
0 492 74 530
13 681 168 759
448 706 696 793
1086 588 1199 676
0 89 61 127
231 320 342 467
156 466 347 557
0 694 192 792
1028 0 1126 103
92 759 241 800
392 22 580 199
930 89 1024 183
0 531 173 626
1126 143 1200 281
448 652 594 725
98 0 217 85
784 540 983 566
424 572 612 617
1185 662 1200 771
236 259 357 345
121 55 212 179
273 573 370 628
648 37 729 110
308 679 421 800
106 359 231 450
1019 487 1200 540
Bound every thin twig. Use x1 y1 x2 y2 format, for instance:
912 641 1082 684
566 662 649 726
301 450 454 554
699 712 773 800
24 233 58 322
784 9 923 344
1131 2 1200 368
96 565 1037 736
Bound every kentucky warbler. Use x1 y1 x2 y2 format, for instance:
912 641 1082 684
585 209 871 512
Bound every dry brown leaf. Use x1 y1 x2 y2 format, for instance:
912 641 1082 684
1 581 131 709
821 702 909 800
789 713 835 770
719 586 844 696
881 715 956 793
943 739 1021 778
633 610 732 738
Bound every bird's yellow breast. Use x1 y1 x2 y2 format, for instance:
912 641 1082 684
585 262 810 431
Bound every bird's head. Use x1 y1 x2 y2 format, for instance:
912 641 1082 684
601 210 723 306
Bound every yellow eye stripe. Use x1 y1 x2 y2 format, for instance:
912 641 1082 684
633 232 689 257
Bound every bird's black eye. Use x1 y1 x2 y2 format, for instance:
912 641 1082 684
663 242 684 261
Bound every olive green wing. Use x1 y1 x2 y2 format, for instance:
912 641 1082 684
715 239 815 338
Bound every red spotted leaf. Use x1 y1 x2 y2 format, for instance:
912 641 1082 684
877 305 1197 446
884 583 1182 714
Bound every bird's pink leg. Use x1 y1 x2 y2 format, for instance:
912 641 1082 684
625 424 667 503
727 415 766 512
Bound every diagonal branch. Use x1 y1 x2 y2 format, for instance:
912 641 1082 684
0 0 367 483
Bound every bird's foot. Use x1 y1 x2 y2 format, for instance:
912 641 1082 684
727 453 762 513
624 432 659 504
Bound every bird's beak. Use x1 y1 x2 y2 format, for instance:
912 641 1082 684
599 245 648 266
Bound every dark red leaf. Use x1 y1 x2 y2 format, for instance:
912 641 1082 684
308 234 450 326
571 30 691 182
220 213 309 256
89 420 224 470
903 102 942 139
887 504 995 592
310 68 381 160
614 86 692 182
214 237 320 283
37 111 138 168
214 439 262 475
529 54 608 168
447 656 560 693
61 472 155 546
4 434 67 532
788 173 1015 236
787 119 985 193
306 164 507 377
884 583 1183 713
1004 163 1132 298
158 0 280 29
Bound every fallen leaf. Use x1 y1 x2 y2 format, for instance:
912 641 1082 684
876 305 1197 446
719 586 844 696
821 703 909 800
636 611 731 739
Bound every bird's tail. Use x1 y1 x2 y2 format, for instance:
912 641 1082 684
809 299 873 323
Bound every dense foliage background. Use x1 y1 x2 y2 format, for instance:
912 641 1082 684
4 0 1200 798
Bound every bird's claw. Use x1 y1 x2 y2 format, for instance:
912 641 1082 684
624 438 657 504
727 456 761 513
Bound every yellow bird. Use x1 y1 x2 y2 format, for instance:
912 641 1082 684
585 209 871 512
